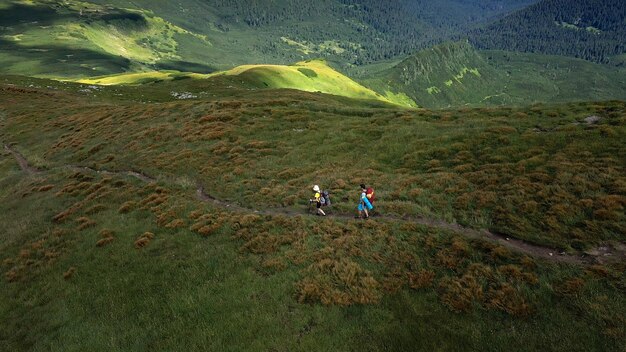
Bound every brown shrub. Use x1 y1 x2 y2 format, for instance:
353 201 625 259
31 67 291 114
520 256 536 270
52 202 84 223
37 185 55 192
134 232 155 249
334 179 347 189
5 267 22 282
593 209 618 221
555 278 586 296
118 201 136 214
408 270 435 289
238 214 262 227
63 267 76 280
408 188 423 199
76 217 96 231
188 210 203 220
521 272 539 285
96 237 115 247
438 275 484 313
197 223 221 237
99 229 114 238
585 265 610 278
261 258 287 272
242 234 279 254
165 219 185 229
296 258 381 306
490 246 512 261
381 271 405 293
498 264 523 281
85 204 107 215
486 283 531 316
451 238 469 256
435 249 461 269
578 199 594 209
474 191 497 208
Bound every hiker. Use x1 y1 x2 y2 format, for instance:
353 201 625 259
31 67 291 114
310 185 326 216
357 184 373 219
364 184 375 205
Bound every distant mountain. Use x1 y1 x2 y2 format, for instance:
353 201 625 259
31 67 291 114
89 0 536 65
0 0 537 79
362 41 626 108
469 0 626 64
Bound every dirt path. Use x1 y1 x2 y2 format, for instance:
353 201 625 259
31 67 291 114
5 144 623 265
4 144 39 175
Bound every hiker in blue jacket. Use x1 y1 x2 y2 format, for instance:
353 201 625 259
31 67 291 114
357 184 373 219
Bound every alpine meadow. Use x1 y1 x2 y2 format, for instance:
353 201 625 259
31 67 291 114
0 1 624 352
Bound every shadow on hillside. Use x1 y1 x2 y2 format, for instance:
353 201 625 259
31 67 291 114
0 38 132 77
0 4 69 27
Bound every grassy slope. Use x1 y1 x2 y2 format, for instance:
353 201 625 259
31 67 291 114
0 78 624 351
74 60 416 107
362 42 626 108
0 0 214 78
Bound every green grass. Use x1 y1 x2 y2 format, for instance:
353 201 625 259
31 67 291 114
0 76 625 351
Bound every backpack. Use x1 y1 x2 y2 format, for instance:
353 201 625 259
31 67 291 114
322 190 331 206
366 187 375 203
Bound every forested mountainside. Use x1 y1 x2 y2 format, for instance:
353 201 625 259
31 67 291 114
469 0 626 64
85 0 536 65
362 41 626 108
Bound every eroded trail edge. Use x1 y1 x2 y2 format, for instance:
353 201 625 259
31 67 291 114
5 144 623 265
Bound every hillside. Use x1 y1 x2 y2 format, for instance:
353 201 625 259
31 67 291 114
73 60 416 107
469 0 626 64
1 77 625 351
362 41 626 108
0 0 216 78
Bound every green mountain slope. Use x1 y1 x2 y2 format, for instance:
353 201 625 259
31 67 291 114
362 42 626 108
0 0 215 78
469 0 626 64
72 60 416 107
363 42 503 108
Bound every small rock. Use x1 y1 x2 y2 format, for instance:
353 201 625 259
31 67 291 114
583 115 603 124
549 252 553 256
170 91 197 100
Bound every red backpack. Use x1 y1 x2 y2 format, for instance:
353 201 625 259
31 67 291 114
366 187 375 203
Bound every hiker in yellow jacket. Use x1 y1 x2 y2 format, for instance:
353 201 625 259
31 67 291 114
310 185 326 216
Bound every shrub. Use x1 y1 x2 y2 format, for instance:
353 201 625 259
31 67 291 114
96 237 115 247
165 219 185 229
63 267 76 280
408 269 435 289
134 232 155 249
486 283 531 316
118 201 136 214
296 258 381 306
438 275 484 313
76 217 96 231
555 278 586 296
85 204 107 215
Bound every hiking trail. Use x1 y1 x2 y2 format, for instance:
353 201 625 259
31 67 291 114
5 144 624 266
